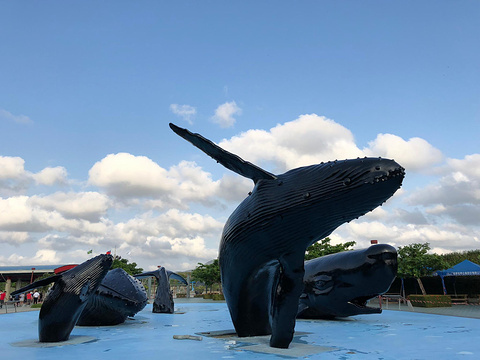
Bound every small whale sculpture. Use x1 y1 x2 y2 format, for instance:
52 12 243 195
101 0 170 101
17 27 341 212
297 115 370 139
170 123 405 348
77 268 148 326
135 267 187 313
298 244 398 319
11 254 112 342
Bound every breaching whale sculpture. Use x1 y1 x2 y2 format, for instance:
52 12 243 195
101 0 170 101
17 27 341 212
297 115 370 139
11 254 112 342
135 267 187 313
169 123 405 348
297 244 398 319
77 268 148 326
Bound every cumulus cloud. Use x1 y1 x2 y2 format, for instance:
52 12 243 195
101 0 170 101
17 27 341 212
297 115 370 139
364 134 444 172
30 192 110 222
341 220 480 253
32 166 68 186
100 209 223 270
0 195 109 234
88 153 243 208
405 153 480 226
170 104 196 124
0 156 71 196
0 249 61 266
219 114 364 172
0 156 27 179
211 101 241 128
0 113 478 271
0 108 33 124
109 209 223 243
0 231 30 246
88 153 177 198
218 114 444 175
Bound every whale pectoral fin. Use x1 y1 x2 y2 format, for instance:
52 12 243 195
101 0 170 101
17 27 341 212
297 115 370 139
269 254 305 349
10 274 61 296
79 281 91 302
169 123 277 183
166 270 188 285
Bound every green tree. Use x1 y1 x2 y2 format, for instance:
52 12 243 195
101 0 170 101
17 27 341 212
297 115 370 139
111 256 143 276
305 237 356 260
397 242 450 295
191 259 221 293
441 250 480 266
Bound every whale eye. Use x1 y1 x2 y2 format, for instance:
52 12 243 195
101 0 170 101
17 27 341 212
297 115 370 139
343 178 351 186
375 166 381 171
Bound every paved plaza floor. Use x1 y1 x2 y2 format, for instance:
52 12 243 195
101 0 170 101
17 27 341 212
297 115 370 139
1 300 479 359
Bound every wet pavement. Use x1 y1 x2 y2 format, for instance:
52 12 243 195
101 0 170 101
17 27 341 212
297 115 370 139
1 299 479 359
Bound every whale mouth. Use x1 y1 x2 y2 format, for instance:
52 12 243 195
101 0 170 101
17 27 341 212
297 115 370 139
348 295 381 313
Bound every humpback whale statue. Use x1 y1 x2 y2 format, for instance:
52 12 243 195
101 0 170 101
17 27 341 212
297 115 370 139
169 123 405 348
77 268 148 326
298 244 397 319
135 267 187 313
11 254 112 342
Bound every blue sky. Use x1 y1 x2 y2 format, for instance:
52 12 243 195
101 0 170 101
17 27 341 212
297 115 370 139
1 1 479 271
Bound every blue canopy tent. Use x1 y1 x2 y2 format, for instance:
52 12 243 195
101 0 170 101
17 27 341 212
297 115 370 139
434 260 480 295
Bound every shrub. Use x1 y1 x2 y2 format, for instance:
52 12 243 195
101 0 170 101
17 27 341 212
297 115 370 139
30 304 43 309
408 295 451 308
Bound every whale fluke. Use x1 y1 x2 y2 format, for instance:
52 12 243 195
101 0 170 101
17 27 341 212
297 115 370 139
135 267 187 313
169 123 276 183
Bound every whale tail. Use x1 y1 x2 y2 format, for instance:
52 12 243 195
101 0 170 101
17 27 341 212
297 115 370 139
169 123 277 184
135 267 188 285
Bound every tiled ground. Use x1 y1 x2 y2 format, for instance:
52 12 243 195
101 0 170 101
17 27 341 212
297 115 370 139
1 301 479 359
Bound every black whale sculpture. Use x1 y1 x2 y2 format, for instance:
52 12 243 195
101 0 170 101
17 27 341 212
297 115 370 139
298 244 398 319
169 123 405 348
135 267 187 313
77 268 148 326
11 254 112 342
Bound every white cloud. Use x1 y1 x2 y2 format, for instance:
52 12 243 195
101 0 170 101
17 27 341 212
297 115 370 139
88 153 177 198
211 101 241 128
218 114 444 176
170 104 196 124
364 134 444 172
406 153 480 226
110 209 223 243
0 195 110 235
30 192 110 222
33 166 68 186
0 249 61 266
87 153 243 208
447 154 480 180
0 156 71 196
0 156 27 179
0 108 33 124
0 113 478 271
220 114 364 172
0 231 30 246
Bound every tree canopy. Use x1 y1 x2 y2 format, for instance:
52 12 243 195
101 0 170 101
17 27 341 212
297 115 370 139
305 237 356 260
397 242 450 295
441 249 480 266
111 256 143 276
191 259 221 293
397 243 450 278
